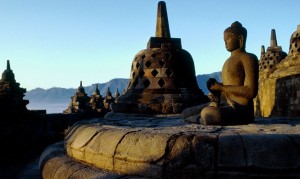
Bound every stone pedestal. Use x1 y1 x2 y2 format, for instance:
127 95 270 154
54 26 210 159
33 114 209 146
39 117 300 178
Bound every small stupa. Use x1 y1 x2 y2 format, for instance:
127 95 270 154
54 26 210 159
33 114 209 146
259 29 287 79
103 87 114 110
63 81 90 114
89 84 104 113
112 1 207 114
0 60 28 112
255 29 287 117
271 25 300 78
255 25 300 117
114 89 120 100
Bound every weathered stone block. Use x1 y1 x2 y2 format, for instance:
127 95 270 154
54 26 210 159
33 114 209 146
241 134 300 170
70 166 121 179
42 156 72 179
114 158 162 178
40 142 123 179
52 160 84 179
255 78 276 117
67 127 99 161
192 133 218 170
40 117 300 178
85 128 134 170
218 133 246 168
115 131 171 162
39 142 65 169
87 129 132 157
163 135 193 178
70 126 101 150
65 123 96 146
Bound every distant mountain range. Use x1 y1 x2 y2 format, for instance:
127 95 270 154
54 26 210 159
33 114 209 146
26 78 130 104
25 72 221 113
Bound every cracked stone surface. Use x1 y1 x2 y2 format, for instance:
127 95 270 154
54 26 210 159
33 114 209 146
40 115 300 178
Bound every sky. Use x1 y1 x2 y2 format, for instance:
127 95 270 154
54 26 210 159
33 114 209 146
0 0 299 90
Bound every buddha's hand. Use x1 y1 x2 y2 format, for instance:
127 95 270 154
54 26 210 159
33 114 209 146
207 78 222 97
209 82 222 91
206 78 217 89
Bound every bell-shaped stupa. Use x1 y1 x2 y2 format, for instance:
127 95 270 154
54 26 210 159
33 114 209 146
255 25 300 117
0 60 29 112
112 1 207 114
271 25 300 78
89 84 104 113
103 87 114 111
114 88 120 100
63 81 91 114
259 29 287 79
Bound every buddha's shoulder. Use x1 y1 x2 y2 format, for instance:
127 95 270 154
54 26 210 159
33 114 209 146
241 52 258 60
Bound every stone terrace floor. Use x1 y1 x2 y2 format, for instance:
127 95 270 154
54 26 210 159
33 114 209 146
32 114 300 178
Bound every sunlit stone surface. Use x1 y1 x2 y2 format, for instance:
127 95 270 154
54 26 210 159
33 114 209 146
40 116 300 178
255 25 300 117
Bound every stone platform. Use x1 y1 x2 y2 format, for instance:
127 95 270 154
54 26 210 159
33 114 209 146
40 114 300 178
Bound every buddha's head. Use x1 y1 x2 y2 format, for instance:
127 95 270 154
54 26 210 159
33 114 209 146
224 21 247 51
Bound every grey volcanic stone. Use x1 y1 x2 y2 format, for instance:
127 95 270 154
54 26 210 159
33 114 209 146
241 134 300 170
192 133 217 170
218 133 247 168
40 117 300 178
39 142 123 179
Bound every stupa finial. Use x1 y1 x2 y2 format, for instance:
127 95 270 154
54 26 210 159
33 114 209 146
93 84 100 95
7 60 11 71
270 29 278 47
115 88 120 98
106 87 112 96
261 45 265 54
77 80 85 93
155 1 171 38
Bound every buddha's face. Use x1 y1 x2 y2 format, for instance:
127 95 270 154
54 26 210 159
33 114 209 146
224 32 240 52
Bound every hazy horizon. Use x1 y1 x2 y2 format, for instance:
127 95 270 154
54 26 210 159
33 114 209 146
27 102 67 114
25 72 222 113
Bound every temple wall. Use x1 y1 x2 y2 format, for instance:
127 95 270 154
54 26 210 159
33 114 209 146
272 74 300 117
255 25 300 118
255 74 300 117
255 78 276 117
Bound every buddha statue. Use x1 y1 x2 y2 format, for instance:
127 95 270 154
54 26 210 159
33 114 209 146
184 21 259 125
